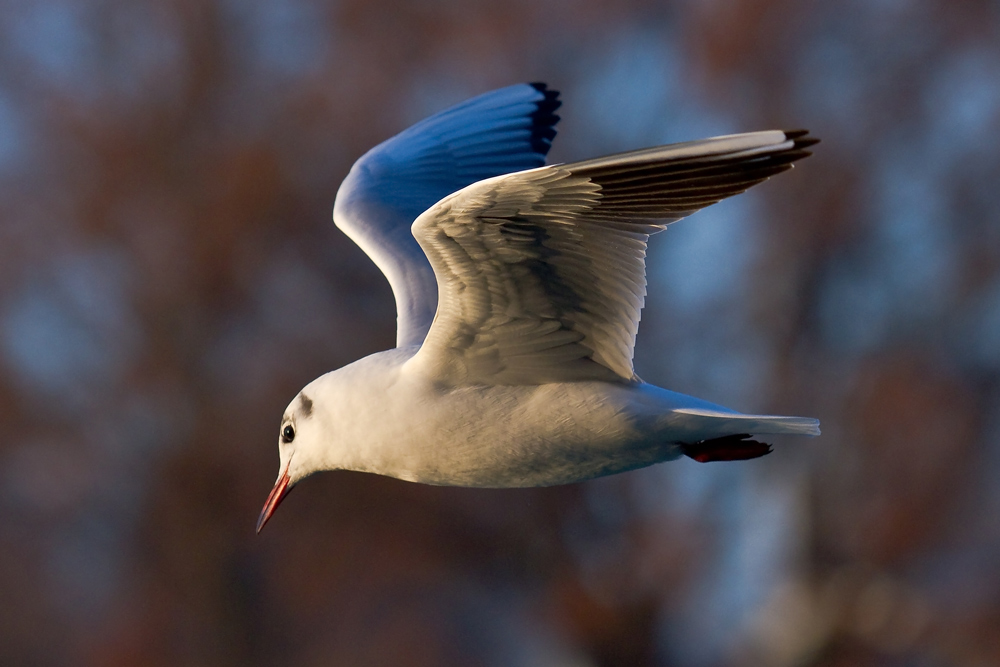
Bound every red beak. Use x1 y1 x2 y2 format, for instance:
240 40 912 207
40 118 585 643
256 466 292 534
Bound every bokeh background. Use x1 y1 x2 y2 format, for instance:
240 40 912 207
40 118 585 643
2 1 999 665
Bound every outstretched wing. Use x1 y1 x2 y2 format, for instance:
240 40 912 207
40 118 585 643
406 130 817 385
333 83 561 348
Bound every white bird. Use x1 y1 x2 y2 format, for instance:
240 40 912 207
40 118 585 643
257 83 820 532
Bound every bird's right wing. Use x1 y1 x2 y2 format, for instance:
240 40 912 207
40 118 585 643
406 131 817 386
333 83 561 348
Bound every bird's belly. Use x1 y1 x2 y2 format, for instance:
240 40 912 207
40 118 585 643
376 381 682 487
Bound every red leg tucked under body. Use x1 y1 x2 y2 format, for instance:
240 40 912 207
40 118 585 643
681 433 772 463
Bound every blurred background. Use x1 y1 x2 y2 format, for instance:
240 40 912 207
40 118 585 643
1 0 999 665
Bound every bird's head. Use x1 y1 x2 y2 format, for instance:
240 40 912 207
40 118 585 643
256 390 321 533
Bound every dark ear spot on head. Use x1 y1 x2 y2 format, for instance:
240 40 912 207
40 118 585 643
300 393 313 417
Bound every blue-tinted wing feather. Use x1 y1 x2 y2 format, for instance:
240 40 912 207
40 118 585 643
333 83 561 348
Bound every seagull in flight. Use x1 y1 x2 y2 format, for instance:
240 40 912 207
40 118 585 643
257 83 819 532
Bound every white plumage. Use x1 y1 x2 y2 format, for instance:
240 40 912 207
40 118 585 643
258 83 820 532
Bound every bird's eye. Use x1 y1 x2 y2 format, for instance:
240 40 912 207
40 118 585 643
281 424 295 443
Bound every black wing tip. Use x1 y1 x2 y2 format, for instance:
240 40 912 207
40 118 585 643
528 82 562 156
529 81 557 97
783 129 820 151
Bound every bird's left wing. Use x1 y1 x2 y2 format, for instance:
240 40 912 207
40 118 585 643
333 83 561 348
406 130 817 386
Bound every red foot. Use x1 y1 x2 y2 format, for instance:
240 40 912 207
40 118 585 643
681 434 772 463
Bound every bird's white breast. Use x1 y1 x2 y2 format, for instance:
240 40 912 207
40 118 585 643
307 348 689 487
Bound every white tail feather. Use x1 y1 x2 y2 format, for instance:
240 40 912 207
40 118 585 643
674 408 821 437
